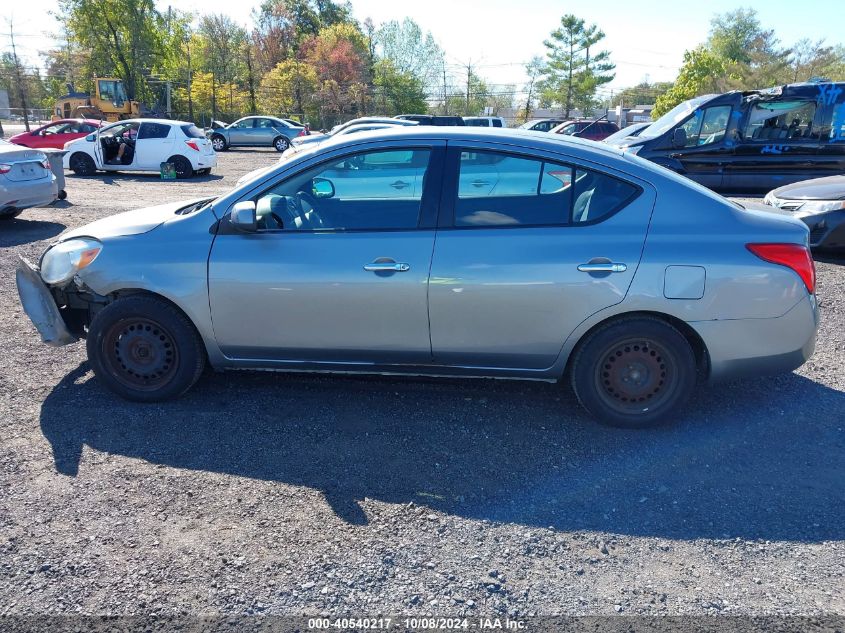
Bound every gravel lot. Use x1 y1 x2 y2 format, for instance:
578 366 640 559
1 149 844 624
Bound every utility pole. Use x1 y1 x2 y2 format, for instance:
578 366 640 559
442 61 448 115
465 59 473 115
8 20 30 132
186 35 194 121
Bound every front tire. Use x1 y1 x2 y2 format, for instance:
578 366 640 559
0 209 23 220
570 317 696 428
86 295 206 402
69 152 96 176
211 135 227 151
273 136 289 152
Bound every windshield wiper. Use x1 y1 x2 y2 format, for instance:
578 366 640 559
175 198 215 215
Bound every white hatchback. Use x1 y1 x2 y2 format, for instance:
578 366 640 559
63 119 217 179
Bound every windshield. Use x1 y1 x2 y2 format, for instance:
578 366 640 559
638 95 716 139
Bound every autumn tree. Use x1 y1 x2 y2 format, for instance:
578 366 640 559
257 60 318 120
304 23 369 124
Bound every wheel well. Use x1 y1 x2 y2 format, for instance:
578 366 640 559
96 289 207 357
564 311 711 382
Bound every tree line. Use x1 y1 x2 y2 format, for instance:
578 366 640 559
2 3 844 128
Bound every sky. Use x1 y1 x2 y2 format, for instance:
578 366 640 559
3 0 844 103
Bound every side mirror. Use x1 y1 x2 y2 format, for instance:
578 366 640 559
85 134 95 142
672 128 687 148
230 201 257 232
312 177 335 199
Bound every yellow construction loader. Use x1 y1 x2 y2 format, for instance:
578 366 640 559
52 78 141 122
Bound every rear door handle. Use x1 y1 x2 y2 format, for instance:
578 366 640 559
472 179 490 187
364 261 411 272
577 262 627 273
390 180 410 189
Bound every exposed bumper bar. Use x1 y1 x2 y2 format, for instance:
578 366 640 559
15 255 77 347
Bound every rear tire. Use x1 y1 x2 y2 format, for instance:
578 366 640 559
0 209 23 220
69 152 96 176
570 316 696 428
86 295 206 402
170 155 194 179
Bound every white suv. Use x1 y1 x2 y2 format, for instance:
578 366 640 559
463 116 507 128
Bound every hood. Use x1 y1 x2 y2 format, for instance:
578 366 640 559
61 197 210 241
770 175 845 201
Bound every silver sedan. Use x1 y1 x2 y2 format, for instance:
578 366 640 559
0 140 57 219
16 128 818 427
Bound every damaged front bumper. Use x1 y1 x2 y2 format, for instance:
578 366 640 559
15 256 78 346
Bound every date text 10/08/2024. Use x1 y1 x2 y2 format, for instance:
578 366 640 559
308 617 527 630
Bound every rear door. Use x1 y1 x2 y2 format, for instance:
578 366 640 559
428 143 654 370
135 122 174 169
725 97 821 191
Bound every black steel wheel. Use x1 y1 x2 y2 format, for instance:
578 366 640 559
69 152 96 176
87 295 205 401
570 317 696 428
171 155 194 179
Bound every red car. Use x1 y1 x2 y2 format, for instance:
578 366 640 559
8 119 103 150
551 119 620 141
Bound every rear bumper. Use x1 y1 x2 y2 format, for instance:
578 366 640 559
691 294 819 383
0 177 58 213
15 256 77 347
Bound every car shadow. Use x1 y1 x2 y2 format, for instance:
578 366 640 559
40 364 844 542
0 218 66 247
69 172 224 184
815 251 845 266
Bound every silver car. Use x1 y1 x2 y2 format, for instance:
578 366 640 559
208 116 305 152
0 140 57 219
16 128 818 428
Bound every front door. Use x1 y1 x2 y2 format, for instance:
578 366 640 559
665 103 735 190
228 119 254 145
208 144 445 363
428 145 655 370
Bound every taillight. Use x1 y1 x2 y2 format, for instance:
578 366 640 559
40 158 50 170
0 163 11 174
747 243 815 294
297 129 306 137
185 140 200 151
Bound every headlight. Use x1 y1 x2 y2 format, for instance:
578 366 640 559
799 200 845 213
40 238 103 285
763 192 776 206
623 145 642 155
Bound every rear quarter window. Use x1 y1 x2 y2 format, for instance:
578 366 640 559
181 124 207 138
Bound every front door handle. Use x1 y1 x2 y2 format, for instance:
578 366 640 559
472 179 490 187
390 180 410 189
364 261 411 272
577 262 627 273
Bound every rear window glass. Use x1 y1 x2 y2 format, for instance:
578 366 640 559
181 124 207 138
454 149 638 227
492 119 503 127
138 123 171 139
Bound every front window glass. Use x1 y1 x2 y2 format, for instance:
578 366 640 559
677 106 731 147
744 100 817 141
233 119 253 129
639 95 715 139
252 149 432 231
